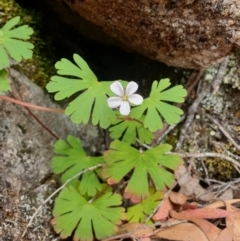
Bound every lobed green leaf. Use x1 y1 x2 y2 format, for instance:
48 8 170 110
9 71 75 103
126 189 163 223
51 135 104 196
131 79 187 132
46 54 116 128
0 16 34 69
109 114 154 145
103 140 183 203
52 186 125 241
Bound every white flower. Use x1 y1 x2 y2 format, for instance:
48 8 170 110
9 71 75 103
107 81 143 115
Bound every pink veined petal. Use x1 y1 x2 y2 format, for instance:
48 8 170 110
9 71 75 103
128 94 143 105
107 97 123 108
110 81 124 96
125 81 138 96
119 101 130 115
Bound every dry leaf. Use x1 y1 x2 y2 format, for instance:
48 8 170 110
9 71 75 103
218 188 233 200
118 223 154 239
206 199 240 209
153 197 174 221
169 191 187 205
170 208 232 220
190 218 221 241
175 165 215 201
156 222 208 241
226 202 240 241
215 226 234 241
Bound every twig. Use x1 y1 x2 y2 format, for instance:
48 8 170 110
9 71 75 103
21 164 103 238
0 95 64 114
157 114 186 143
174 152 240 170
207 114 240 150
200 158 210 185
175 57 229 151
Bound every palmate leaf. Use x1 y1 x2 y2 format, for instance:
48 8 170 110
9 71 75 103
131 79 187 132
51 135 104 196
0 16 34 69
0 69 10 94
103 140 182 203
52 185 125 241
126 189 163 224
109 114 154 145
46 54 116 129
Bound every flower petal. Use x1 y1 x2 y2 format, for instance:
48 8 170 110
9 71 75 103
128 94 143 105
126 81 138 96
120 101 130 115
110 81 124 96
107 97 122 108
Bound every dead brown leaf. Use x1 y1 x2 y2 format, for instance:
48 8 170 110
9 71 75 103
215 226 234 241
170 208 232 220
155 223 208 241
153 197 174 221
169 191 188 205
118 223 154 240
226 202 240 241
190 218 221 241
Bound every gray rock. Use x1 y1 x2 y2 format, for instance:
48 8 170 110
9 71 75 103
0 68 102 240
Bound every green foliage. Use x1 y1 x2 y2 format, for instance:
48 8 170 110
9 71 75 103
51 135 104 196
126 189 163 223
131 79 187 132
0 16 34 69
109 114 154 144
103 140 183 203
52 185 125 241
0 69 10 94
46 54 116 128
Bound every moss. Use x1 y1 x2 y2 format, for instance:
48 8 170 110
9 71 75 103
0 0 55 87
204 142 239 181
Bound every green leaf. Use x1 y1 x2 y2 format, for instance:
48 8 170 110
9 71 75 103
109 114 154 145
126 189 163 223
103 140 182 203
0 16 34 69
52 186 125 241
51 135 104 196
131 79 187 132
0 69 10 94
46 54 116 128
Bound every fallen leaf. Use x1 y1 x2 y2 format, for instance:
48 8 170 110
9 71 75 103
205 199 240 209
155 222 208 241
226 202 240 241
215 226 234 241
182 202 198 210
118 223 154 239
153 197 174 221
218 188 233 200
169 191 187 205
170 208 232 220
190 218 221 241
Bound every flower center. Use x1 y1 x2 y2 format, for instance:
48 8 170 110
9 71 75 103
122 95 128 101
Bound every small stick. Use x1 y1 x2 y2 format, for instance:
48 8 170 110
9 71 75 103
175 57 229 151
0 95 64 114
207 114 240 150
175 152 240 170
21 164 103 238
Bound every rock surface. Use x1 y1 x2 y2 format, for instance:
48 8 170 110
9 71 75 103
40 0 240 69
0 68 101 240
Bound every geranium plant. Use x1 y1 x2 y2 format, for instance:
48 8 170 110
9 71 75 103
0 16 187 241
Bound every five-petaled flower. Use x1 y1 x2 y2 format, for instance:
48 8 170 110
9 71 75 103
107 81 143 115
